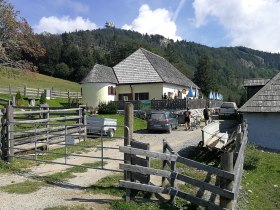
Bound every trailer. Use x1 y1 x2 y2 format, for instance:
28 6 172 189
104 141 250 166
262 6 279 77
87 116 117 137
199 120 239 149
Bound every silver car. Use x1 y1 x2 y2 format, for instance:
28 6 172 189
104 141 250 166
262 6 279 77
219 102 238 119
147 111 178 133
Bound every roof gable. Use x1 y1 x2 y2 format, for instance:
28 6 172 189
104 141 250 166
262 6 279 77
141 48 199 88
113 48 199 88
239 71 280 112
81 64 118 84
113 49 163 84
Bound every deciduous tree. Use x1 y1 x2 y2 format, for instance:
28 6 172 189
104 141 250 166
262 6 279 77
0 0 45 70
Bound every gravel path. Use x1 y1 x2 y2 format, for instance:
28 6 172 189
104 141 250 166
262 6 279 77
0 126 202 210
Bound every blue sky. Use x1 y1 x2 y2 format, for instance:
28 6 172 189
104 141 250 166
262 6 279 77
8 0 280 53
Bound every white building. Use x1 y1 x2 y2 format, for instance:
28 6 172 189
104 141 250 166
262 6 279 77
81 48 199 108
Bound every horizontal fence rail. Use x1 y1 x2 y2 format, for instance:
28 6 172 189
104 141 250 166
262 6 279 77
120 123 248 209
0 104 87 160
0 85 81 99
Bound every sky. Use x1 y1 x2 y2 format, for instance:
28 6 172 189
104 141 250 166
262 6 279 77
8 0 280 53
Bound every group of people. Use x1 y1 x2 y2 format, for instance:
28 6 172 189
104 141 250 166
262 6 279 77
184 106 210 130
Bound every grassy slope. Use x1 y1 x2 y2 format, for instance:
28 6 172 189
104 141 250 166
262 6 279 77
238 145 280 210
0 66 80 91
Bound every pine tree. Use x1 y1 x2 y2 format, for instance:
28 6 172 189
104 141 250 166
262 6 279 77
193 55 216 97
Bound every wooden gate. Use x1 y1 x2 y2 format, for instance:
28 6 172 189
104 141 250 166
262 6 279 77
119 122 248 209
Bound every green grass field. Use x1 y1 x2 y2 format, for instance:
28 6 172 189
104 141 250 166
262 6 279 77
238 145 280 210
0 66 80 91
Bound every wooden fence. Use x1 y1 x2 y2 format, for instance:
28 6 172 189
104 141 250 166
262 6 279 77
0 85 81 99
0 104 86 161
112 99 222 110
0 97 12 106
119 122 248 209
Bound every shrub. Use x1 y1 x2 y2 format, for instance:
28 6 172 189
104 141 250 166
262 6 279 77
97 101 117 114
39 92 47 104
15 91 23 106
244 144 260 170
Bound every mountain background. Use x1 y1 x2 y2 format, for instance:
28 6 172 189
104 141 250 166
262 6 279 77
1 0 280 106
33 28 280 105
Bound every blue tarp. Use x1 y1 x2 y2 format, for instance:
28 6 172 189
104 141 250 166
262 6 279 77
209 91 213 99
187 87 194 97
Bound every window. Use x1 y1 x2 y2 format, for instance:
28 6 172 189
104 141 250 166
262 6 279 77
135 92 149 100
108 86 116 95
118 93 133 101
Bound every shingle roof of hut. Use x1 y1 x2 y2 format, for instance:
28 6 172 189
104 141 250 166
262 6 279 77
81 64 118 84
239 71 280 112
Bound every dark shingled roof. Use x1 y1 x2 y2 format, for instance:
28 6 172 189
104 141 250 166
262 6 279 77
141 48 199 88
81 64 118 84
243 78 270 87
239 71 280 112
113 48 199 88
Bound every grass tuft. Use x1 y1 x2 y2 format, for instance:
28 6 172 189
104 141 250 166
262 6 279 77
0 159 38 174
86 173 124 196
1 180 45 194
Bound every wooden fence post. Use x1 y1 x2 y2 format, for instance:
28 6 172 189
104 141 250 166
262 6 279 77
24 85 27 97
124 103 133 146
0 109 3 159
80 105 87 141
220 151 234 209
6 105 14 162
170 150 177 202
67 90 70 106
8 85 12 97
124 145 132 202
12 96 16 106
162 139 167 185
124 102 133 201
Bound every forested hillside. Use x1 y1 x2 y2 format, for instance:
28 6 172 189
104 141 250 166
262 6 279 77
34 28 280 104
1 0 280 105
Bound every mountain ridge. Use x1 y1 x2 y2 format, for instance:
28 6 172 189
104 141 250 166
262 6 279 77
15 28 280 103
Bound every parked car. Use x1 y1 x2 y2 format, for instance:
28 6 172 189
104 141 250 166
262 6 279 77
219 102 238 119
147 111 178 133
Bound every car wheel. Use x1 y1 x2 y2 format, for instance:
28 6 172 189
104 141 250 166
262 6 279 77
108 129 114 138
168 125 172 133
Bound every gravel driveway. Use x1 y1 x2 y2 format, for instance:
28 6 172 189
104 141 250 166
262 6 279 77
0 126 202 210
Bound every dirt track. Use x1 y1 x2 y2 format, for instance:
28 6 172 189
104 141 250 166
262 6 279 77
0 126 202 210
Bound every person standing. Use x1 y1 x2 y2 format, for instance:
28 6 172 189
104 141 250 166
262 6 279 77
203 106 210 126
184 108 191 130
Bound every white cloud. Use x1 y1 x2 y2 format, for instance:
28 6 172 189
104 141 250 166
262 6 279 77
122 4 182 41
33 16 97 34
193 0 280 53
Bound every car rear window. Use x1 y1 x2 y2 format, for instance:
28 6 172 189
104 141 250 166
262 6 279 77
221 103 235 108
150 113 166 120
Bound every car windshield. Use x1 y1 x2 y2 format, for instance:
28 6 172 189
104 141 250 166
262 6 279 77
221 103 235 108
150 113 165 120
